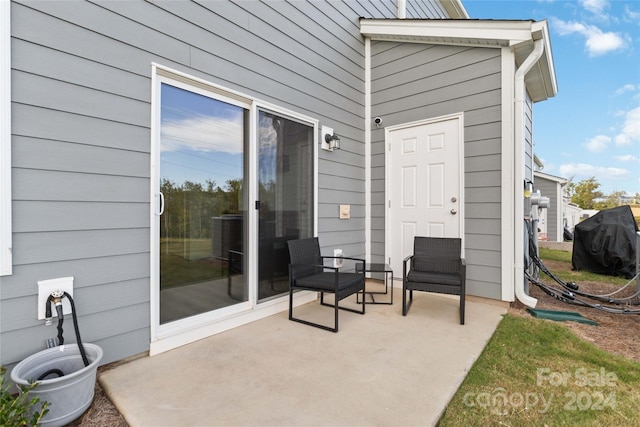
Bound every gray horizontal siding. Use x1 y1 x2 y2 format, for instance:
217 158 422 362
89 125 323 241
2 278 149 332
1 254 150 300
13 169 149 202
13 201 149 233
12 104 151 153
535 177 561 241
371 41 503 299
3 0 452 366
524 92 534 183
1 302 150 366
13 229 149 266
13 137 150 177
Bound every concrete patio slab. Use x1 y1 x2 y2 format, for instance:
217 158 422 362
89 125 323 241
100 291 507 427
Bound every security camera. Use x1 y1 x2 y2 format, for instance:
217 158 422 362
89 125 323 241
374 117 382 127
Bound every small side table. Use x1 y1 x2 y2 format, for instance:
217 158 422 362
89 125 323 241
356 263 393 305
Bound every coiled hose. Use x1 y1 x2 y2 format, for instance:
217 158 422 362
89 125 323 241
39 292 90 380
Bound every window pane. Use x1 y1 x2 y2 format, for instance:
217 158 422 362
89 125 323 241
258 110 314 301
160 83 248 324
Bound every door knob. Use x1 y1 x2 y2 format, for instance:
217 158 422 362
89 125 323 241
450 209 457 215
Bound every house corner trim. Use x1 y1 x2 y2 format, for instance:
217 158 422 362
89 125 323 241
0 0 12 276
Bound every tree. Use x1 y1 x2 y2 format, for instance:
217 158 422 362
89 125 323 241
596 191 627 209
568 177 605 209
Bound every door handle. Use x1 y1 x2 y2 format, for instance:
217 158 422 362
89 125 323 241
450 209 457 215
156 192 165 216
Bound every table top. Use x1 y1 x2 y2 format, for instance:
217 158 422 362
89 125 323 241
357 263 392 273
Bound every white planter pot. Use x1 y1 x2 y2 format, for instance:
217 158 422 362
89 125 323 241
11 343 103 427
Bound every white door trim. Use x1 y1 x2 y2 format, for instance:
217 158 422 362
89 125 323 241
384 112 465 271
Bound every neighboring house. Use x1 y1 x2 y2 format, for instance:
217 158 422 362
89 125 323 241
565 201 582 232
0 0 557 368
534 171 567 242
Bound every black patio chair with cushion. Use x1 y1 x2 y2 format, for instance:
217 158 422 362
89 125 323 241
287 237 366 332
402 236 466 324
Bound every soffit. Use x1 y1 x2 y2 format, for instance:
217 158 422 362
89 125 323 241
360 18 558 102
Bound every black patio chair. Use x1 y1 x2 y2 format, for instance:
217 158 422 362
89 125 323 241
402 236 466 324
287 237 366 332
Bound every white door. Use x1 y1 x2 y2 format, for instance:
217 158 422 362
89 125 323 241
386 114 464 277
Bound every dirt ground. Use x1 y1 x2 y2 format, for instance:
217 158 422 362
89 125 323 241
65 260 639 426
510 259 640 364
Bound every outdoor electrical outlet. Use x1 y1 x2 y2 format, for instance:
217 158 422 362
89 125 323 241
37 276 74 320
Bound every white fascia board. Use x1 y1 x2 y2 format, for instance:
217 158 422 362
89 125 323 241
532 20 558 98
534 171 568 185
360 19 535 47
441 0 470 19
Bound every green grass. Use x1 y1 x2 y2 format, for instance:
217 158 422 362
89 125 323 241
439 248 640 426
538 247 629 286
160 238 229 289
538 247 572 263
439 315 640 426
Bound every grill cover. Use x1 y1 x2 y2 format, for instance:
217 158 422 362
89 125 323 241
572 205 638 278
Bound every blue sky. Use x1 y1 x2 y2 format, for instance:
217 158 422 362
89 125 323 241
464 0 640 197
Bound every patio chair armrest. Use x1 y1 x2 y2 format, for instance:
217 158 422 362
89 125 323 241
320 256 365 263
403 255 413 278
228 250 243 261
320 256 366 272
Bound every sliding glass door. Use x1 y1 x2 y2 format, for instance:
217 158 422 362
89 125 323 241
158 82 248 324
257 110 314 302
153 71 316 340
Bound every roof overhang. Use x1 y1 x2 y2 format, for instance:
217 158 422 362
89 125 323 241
441 0 469 19
360 18 558 102
533 153 544 169
534 171 568 185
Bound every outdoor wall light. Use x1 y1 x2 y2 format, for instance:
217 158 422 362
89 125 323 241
325 133 340 151
321 125 340 152
524 179 533 198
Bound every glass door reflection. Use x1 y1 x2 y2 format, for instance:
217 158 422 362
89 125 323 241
159 83 248 324
257 110 314 302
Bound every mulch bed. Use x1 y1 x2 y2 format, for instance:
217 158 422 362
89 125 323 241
65 365 128 427
510 260 640 363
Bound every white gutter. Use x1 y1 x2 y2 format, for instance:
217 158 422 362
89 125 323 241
514 39 545 307
365 38 372 264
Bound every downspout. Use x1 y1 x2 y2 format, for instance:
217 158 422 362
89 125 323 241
397 0 406 19
513 39 544 307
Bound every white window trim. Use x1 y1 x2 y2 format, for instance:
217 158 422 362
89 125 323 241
1 1 12 276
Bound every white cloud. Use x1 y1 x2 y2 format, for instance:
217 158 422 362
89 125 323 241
584 134 611 152
559 162 630 181
614 107 640 146
161 115 243 154
615 154 637 162
623 4 640 23
580 0 608 15
551 18 626 56
615 84 637 95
